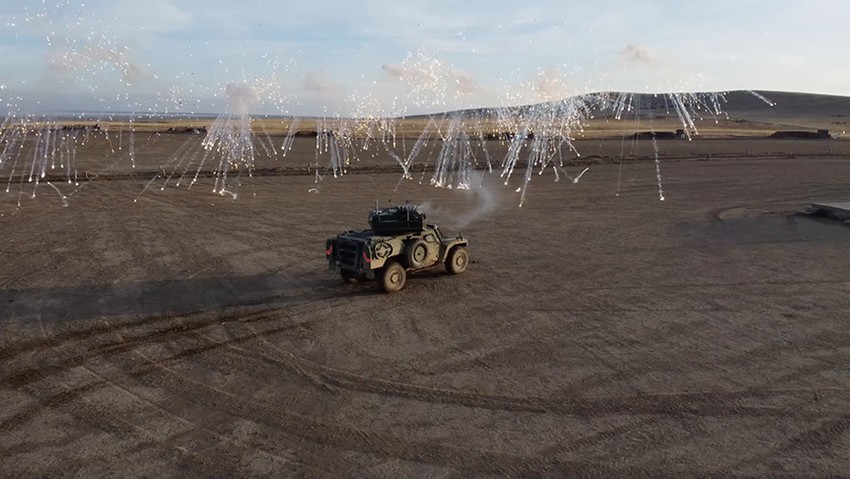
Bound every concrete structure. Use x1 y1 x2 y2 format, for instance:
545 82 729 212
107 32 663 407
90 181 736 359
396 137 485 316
810 202 850 222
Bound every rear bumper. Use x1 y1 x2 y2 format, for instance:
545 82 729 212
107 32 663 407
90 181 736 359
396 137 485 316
328 260 377 279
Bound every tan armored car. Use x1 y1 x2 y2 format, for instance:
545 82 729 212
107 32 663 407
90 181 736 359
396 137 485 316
325 205 469 292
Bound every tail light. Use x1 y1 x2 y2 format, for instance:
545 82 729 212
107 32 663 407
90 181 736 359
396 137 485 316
362 251 371 263
325 245 333 256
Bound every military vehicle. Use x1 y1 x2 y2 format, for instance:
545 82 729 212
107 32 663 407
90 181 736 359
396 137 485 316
325 205 469 292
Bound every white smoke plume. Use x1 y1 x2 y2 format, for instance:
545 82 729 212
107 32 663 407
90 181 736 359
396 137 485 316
225 82 257 115
530 69 573 102
418 186 502 230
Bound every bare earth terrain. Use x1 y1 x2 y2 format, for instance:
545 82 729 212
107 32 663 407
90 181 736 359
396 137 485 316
1 133 850 477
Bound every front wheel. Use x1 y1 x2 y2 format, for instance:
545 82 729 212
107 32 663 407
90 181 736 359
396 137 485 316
380 261 407 293
446 246 469 275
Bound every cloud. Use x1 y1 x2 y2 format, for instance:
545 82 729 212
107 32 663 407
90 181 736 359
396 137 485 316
93 0 193 34
44 37 156 89
381 63 406 79
449 68 479 95
302 70 340 98
619 44 655 64
381 51 480 102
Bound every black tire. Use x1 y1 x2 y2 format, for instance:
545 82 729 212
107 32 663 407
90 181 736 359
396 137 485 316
380 261 407 293
405 239 428 269
341 270 358 284
445 246 469 275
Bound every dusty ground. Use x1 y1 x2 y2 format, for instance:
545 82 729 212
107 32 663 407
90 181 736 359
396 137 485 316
1 135 850 477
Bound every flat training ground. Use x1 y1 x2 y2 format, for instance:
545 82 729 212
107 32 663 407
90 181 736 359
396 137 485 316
1 154 849 477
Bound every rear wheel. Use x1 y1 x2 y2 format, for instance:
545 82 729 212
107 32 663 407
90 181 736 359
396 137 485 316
446 246 469 275
380 261 407 293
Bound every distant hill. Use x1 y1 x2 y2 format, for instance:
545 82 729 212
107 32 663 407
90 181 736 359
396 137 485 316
405 90 850 134
717 90 850 117
416 90 850 120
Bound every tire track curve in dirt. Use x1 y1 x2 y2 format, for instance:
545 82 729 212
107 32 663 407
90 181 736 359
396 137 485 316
1 313 331 478
122 346 703 478
220 319 815 419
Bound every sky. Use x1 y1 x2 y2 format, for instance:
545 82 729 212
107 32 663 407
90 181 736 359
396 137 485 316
0 0 848 116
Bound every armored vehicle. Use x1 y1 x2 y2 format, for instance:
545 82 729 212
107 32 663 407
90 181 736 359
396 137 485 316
325 205 469 292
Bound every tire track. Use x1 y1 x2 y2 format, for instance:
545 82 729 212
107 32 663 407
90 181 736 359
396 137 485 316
157 308 832 421
90 318 334 477
1 311 230 389
548 306 848 397
0 304 321 389
118 347 696 478
0 314 224 477
0 308 231 363
1 313 328 478
0 379 104 433
79 312 802 475
221 320 795 418
3 376 268 478
777 414 850 454
0 290 364 394
723 413 850 474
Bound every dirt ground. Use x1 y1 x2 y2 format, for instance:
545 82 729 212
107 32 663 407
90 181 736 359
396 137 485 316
1 136 850 477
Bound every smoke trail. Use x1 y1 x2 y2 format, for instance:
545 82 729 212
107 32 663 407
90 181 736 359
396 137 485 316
418 186 502 230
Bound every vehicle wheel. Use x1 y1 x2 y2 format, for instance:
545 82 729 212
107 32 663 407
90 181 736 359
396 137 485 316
445 246 469 275
380 261 407 293
405 239 428 269
341 270 358 284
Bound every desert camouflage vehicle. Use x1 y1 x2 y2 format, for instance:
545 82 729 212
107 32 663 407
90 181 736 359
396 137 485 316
325 205 469 292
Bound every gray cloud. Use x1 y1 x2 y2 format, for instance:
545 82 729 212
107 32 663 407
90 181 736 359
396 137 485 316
44 39 156 89
381 63 406 79
303 70 339 98
449 69 479 95
619 44 655 64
